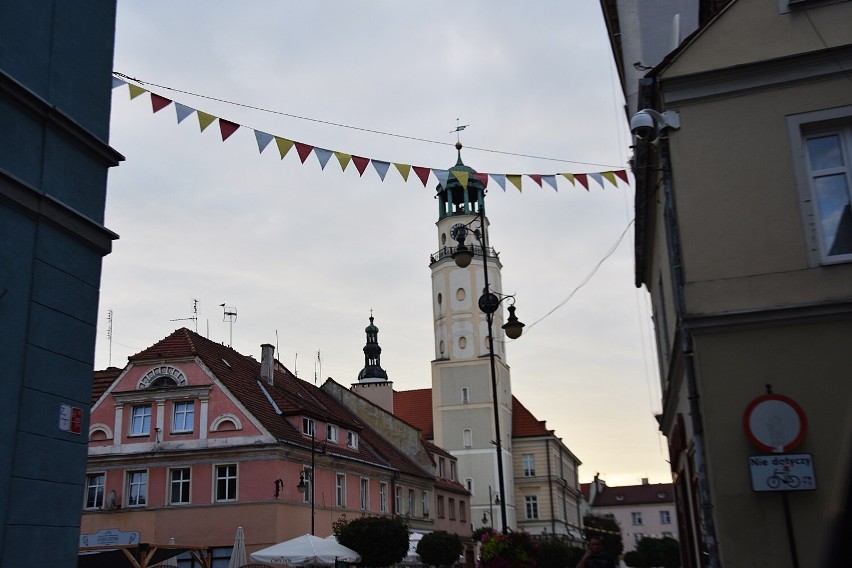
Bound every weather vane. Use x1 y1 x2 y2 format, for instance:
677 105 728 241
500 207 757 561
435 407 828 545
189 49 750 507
451 118 469 143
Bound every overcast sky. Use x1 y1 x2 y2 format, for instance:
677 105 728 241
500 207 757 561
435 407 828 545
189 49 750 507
98 1 669 486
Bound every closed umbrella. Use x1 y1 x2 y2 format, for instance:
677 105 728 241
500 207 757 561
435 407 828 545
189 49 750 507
228 526 247 568
160 538 179 567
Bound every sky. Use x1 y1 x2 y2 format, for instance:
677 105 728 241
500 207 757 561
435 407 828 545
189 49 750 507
97 1 670 487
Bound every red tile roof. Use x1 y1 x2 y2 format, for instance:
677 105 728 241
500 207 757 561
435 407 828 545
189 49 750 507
591 482 674 507
92 367 122 405
512 397 553 437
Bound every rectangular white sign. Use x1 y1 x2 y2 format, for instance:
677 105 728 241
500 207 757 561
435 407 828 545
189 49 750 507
749 453 816 492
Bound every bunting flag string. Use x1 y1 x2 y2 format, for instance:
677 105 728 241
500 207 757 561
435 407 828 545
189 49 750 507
111 75 632 192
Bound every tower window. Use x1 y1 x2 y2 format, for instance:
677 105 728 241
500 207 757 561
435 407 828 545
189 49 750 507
463 428 472 448
461 387 469 403
459 337 467 349
456 288 466 301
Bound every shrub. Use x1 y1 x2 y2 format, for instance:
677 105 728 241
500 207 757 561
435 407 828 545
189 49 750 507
479 530 537 568
417 530 463 567
333 515 409 567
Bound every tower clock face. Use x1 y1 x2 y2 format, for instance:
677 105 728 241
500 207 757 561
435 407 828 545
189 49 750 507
450 223 466 242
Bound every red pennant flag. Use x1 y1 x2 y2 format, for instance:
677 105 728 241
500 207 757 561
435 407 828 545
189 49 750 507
219 119 239 142
574 173 589 190
352 156 370 176
614 170 629 184
294 142 314 164
150 94 172 113
475 173 489 187
529 174 543 187
413 166 431 186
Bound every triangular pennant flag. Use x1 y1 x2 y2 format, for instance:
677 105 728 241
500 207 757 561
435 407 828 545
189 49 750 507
413 166 431 186
275 137 294 159
112 77 126 89
474 173 489 188
294 142 314 164
254 130 274 153
128 84 147 100
352 156 370 176
560 173 576 186
589 172 604 189
490 174 507 191
601 171 617 188
507 175 523 192
314 148 333 170
529 174 543 187
197 111 216 132
543 175 558 191
174 102 194 124
150 94 172 113
372 160 390 181
574 173 589 190
433 169 450 189
614 169 629 184
335 152 352 171
452 170 470 189
394 163 411 181
219 119 239 141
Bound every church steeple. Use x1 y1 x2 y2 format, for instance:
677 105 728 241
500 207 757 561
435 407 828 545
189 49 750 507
357 314 388 382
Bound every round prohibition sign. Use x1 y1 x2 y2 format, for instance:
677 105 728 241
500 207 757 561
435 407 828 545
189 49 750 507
742 393 807 453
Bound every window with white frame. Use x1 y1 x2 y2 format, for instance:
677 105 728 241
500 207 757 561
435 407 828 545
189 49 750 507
215 464 237 502
522 454 535 477
525 495 539 519
85 473 105 509
465 477 473 493
789 108 852 264
360 478 369 511
347 431 358 449
422 490 430 517
463 428 472 448
461 387 469 403
632 512 643 526
172 401 194 433
379 482 388 513
127 470 147 507
450 460 456 481
336 474 346 507
395 486 402 514
438 458 445 478
170 467 191 504
130 405 151 436
302 417 315 437
408 489 415 516
660 510 671 524
634 533 645 545
302 467 313 504
327 423 339 443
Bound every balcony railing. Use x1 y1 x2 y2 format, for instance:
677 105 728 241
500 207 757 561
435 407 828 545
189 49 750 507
430 245 498 265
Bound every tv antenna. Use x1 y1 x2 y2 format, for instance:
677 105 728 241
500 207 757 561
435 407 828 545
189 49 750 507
170 298 199 332
220 303 237 347
106 309 114 367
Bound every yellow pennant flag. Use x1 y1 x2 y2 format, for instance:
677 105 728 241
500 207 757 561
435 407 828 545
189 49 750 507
335 152 352 171
275 137 294 159
452 170 470 189
197 111 216 133
601 171 617 188
394 163 411 181
507 174 522 192
560 173 576 185
128 84 147 100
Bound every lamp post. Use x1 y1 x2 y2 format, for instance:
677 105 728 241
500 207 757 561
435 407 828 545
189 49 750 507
451 203 524 535
297 426 323 535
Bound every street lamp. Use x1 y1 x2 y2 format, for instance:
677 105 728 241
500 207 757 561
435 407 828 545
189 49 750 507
451 204 524 534
481 486 500 528
296 425 324 535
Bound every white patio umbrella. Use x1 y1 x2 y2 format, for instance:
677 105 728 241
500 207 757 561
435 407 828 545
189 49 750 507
160 538 179 567
228 526 247 568
250 533 360 566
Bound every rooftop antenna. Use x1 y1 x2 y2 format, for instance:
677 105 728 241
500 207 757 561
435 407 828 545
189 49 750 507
106 309 114 367
294 353 298 378
170 298 199 332
220 303 237 347
314 350 322 385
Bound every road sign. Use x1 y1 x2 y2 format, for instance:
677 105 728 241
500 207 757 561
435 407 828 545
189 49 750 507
742 393 807 453
748 453 816 492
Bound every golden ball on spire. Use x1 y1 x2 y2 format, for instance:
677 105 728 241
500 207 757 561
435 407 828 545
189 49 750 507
455 141 463 150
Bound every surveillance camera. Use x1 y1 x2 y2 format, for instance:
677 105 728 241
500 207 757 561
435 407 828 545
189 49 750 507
630 110 657 141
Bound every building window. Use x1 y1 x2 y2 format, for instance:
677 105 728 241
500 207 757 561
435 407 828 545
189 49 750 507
525 495 539 520
634 533 645 545
130 405 151 436
465 478 473 493
459 500 466 522
438 458 445 478
450 461 456 481
347 431 358 449
408 489 415 516
215 464 237 502
379 482 388 513
448 498 456 520
632 512 643 526
303 417 315 437
422 491 430 517
360 478 369 511
302 468 313 504
461 387 469 403
463 429 472 448
172 402 194 433
660 510 671 524
522 454 535 477
170 468 191 504
127 470 147 507
327 423 339 443
437 495 445 518
336 474 346 507
395 486 402 514
85 473 105 509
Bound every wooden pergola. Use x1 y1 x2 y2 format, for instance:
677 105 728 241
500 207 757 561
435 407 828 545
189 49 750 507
78 543 212 568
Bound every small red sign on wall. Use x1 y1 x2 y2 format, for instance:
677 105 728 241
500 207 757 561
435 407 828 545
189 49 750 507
59 403 83 435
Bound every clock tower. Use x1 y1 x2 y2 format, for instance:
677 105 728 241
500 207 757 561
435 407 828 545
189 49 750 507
429 143 516 529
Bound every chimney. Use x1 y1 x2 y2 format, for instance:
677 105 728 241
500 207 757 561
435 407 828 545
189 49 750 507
260 344 275 385
642 478 649 485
